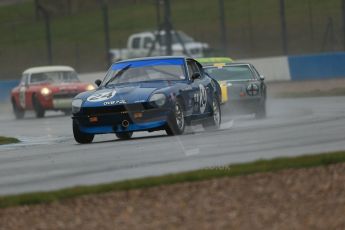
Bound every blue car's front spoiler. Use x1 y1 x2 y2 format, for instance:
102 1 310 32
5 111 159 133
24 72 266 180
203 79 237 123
77 120 167 134
72 108 171 134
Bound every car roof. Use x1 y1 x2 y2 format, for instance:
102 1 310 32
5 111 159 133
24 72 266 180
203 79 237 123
23 66 75 74
131 30 185 36
114 56 190 64
196 57 233 64
203 62 251 68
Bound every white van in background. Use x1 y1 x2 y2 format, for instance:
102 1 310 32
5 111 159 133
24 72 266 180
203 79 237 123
109 30 209 62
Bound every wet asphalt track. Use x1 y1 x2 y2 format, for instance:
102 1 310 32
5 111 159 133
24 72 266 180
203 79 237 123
0 96 345 195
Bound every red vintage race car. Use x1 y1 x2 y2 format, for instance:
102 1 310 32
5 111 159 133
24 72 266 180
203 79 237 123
11 66 95 119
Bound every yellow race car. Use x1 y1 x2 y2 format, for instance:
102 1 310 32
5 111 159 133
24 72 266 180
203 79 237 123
197 57 233 104
202 61 267 119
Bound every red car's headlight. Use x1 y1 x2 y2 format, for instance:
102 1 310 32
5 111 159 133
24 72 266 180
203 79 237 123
86 84 95 91
40 87 52 96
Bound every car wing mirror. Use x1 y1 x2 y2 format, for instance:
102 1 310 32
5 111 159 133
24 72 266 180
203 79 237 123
191 72 201 81
259 75 265 81
95 79 102 87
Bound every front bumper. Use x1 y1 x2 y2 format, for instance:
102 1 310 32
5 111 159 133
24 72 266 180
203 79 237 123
73 106 172 134
39 93 79 110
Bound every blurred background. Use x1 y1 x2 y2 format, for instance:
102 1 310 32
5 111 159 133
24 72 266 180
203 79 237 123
0 0 345 102
0 0 344 77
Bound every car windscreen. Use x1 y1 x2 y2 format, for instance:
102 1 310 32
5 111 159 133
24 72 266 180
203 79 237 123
204 65 254 81
102 59 186 86
30 71 80 83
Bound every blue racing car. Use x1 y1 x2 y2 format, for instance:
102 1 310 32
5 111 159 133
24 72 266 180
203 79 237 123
71 56 222 143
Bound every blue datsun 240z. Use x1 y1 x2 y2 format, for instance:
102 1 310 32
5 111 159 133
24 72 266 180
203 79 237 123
71 56 222 143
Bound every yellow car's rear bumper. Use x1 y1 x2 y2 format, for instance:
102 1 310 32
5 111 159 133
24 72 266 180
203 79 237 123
219 81 228 103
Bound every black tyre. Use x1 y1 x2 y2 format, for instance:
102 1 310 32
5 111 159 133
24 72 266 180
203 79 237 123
165 100 185 136
115 132 133 140
12 99 25 119
255 101 266 119
32 95 45 118
202 95 221 131
73 120 94 144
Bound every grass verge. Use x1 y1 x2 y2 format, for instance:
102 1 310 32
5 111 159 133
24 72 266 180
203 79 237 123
0 136 19 145
0 151 345 208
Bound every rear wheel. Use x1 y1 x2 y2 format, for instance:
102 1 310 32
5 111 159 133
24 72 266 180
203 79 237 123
33 95 45 118
165 101 185 136
202 95 221 131
115 132 133 140
12 99 25 119
255 101 266 119
73 120 94 144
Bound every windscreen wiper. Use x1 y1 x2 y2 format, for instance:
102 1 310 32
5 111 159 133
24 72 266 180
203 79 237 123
104 64 131 88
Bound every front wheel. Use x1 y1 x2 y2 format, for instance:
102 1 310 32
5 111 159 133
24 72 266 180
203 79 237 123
202 96 221 131
116 132 133 140
165 101 185 136
33 95 45 118
73 120 94 144
12 100 25 119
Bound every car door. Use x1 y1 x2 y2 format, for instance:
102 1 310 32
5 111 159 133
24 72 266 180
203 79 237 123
128 35 142 58
187 60 211 116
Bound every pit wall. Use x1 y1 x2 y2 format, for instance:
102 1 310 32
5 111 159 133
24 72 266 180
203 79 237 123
1 52 345 101
239 52 345 82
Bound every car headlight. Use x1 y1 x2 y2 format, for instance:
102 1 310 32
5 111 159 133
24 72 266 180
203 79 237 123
72 99 83 113
86 84 95 91
40 87 52 96
149 93 166 107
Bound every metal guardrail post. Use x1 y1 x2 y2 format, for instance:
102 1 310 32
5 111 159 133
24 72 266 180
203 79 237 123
218 0 228 56
279 0 288 55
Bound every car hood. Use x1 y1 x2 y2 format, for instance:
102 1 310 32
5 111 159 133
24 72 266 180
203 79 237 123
31 82 90 92
81 81 177 107
52 82 89 90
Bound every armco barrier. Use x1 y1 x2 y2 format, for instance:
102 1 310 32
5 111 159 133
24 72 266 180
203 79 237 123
237 56 291 82
0 80 19 102
288 52 345 81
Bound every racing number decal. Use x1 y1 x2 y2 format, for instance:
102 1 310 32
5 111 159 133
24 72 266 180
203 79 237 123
19 86 26 108
199 84 207 114
87 90 116 102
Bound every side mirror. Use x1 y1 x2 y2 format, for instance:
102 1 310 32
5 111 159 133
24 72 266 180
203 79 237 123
191 72 201 81
259 75 265 81
95 79 102 87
